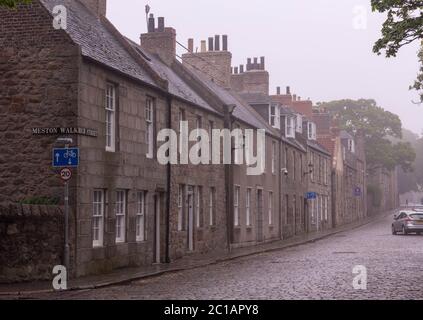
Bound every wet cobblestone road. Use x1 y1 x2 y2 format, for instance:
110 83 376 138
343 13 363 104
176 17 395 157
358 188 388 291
29 214 423 300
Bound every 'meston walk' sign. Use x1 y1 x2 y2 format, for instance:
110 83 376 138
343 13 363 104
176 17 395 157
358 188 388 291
32 127 98 138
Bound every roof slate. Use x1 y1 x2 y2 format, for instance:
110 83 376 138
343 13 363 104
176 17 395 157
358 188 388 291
40 0 157 86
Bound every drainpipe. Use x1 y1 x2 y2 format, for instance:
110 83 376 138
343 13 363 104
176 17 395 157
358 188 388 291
278 138 283 240
224 105 235 251
165 94 172 263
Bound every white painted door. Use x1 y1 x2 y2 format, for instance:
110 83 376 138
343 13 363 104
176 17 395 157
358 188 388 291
155 195 161 264
188 193 194 251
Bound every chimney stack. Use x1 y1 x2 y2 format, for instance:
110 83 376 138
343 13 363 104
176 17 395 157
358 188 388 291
141 15 176 66
286 86 291 95
80 0 107 17
239 65 244 73
234 67 239 74
182 34 232 88
214 35 220 51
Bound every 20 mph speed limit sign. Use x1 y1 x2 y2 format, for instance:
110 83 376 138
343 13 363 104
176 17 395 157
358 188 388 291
60 168 72 181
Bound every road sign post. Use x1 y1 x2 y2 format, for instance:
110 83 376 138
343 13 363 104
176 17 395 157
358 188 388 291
53 143 79 285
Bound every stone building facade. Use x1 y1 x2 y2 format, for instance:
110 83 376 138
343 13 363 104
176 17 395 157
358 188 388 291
313 112 367 227
0 0 380 282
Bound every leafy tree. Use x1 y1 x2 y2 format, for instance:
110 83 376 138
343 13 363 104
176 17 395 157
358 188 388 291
397 128 423 192
371 0 423 102
0 0 31 8
318 99 416 172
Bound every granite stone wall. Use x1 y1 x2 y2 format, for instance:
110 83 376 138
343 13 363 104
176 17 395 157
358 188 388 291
0 204 64 283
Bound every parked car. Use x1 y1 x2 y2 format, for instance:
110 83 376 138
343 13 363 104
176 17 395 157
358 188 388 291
392 211 423 235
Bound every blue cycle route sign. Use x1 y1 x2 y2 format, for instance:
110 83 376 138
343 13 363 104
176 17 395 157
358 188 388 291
53 148 79 168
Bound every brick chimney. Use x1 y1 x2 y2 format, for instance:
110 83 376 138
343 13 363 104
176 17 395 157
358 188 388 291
231 57 269 95
140 14 176 66
181 35 232 88
80 0 107 17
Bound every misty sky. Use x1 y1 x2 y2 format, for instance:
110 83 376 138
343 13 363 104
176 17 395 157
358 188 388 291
107 0 422 136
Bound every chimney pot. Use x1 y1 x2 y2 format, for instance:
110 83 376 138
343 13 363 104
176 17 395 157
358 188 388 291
222 35 228 51
148 14 155 33
234 67 239 74
208 37 214 51
253 57 258 69
188 38 194 53
214 35 220 51
277 87 281 95
240 65 244 73
247 58 252 71
286 86 291 95
201 40 207 53
260 56 265 70
293 94 297 101
157 17 165 32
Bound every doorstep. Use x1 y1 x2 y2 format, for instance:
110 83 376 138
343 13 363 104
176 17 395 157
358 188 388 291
0 210 392 297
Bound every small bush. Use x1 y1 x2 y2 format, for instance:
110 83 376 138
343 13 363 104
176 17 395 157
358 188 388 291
19 197 60 206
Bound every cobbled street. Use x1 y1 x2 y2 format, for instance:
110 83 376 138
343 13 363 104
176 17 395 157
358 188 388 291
27 214 423 300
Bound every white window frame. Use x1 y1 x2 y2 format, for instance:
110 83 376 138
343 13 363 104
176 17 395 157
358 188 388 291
92 189 105 248
234 186 240 227
268 191 273 225
136 191 146 242
285 116 295 138
105 83 116 152
178 185 184 231
246 188 252 227
146 97 154 159
209 120 214 156
115 190 126 243
269 105 280 129
308 122 317 140
196 186 202 228
209 187 215 226
324 196 329 221
348 139 355 153
296 114 303 133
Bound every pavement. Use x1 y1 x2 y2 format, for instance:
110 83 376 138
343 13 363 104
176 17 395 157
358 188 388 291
0 211 401 299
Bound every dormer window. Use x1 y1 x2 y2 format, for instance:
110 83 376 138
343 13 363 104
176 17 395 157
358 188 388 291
269 105 280 129
296 114 303 133
285 116 295 138
308 122 317 140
